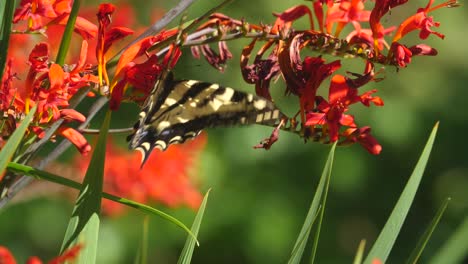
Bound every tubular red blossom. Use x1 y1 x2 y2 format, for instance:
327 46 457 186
49 63 65 91
0 60 23 111
103 27 134 54
57 127 91 155
26 257 42 264
13 0 66 30
0 244 81 264
313 1 325 32
347 23 395 51
389 42 412 67
370 0 409 47
124 55 162 95
97 3 116 27
253 121 283 150
409 44 438 56
326 0 371 36
272 5 314 32
48 245 82 264
360 90 384 106
343 127 382 154
392 0 456 42
96 3 116 88
299 56 341 123
305 73 383 142
52 15 98 39
13 0 95 38
28 43 49 72
60 109 86 122
109 79 127 110
194 41 233 71
0 246 16 264
113 35 166 83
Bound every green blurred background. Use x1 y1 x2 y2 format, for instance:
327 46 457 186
1 0 467 263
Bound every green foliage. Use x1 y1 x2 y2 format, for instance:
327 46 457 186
178 189 211 264
60 110 111 263
6 161 197 240
364 123 439 263
0 106 36 181
406 197 451 264
0 0 15 82
429 216 468 264
288 144 336 264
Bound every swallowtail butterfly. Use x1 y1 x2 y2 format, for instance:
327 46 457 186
127 72 286 166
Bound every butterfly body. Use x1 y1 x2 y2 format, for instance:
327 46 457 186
128 72 285 165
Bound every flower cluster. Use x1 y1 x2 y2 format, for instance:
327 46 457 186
1 0 100 154
183 0 457 153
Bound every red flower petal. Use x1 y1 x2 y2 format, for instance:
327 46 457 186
49 245 82 264
104 26 134 54
57 127 91 155
26 256 42 264
97 3 116 28
48 64 64 91
0 246 16 264
60 109 86 123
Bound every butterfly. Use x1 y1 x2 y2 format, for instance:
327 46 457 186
127 72 286 166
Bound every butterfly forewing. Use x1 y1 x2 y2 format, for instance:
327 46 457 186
128 73 286 166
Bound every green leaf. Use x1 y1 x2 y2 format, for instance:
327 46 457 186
55 0 81 64
178 189 211 264
0 0 15 82
428 215 468 264
6 162 197 241
406 197 451 264
0 106 36 180
60 109 111 263
288 143 336 264
353 240 367 264
134 217 149 264
364 123 439 264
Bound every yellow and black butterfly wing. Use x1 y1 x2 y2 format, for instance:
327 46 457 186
128 72 286 166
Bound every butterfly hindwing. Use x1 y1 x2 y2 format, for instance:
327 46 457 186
128 73 285 166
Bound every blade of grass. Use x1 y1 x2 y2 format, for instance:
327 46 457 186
428 215 468 264
134 216 149 264
310 146 334 264
405 197 451 264
60 109 111 263
0 106 37 189
55 0 81 64
353 240 367 264
177 189 211 264
6 162 197 241
288 143 336 264
363 122 439 264
0 0 15 82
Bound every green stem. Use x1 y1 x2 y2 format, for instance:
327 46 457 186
0 0 16 82
55 0 82 64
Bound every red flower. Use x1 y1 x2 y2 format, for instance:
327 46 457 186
369 0 409 49
0 41 96 154
325 0 371 36
0 245 81 264
305 74 383 142
13 0 96 38
392 0 456 42
74 136 207 216
0 246 16 264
